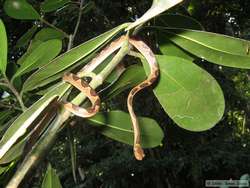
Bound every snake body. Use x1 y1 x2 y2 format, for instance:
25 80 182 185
63 73 100 117
63 36 159 160
127 38 159 160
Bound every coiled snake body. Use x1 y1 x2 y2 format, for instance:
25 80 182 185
63 36 159 160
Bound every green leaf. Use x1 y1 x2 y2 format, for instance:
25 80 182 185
18 28 65 57
4 0 40 20
41 163 62 188
0 110 13 127
0 82 70 160
13 39 62 80
0 138 26 164
158 27 250 69
239 174 250 188
88 111 164 148
104 65 146 98
156 14 204 30
126 0 183 31
0 19 7 75
15 25 38 48
22 23 129 92
156 14 203 61
158 37 196 61
41 0 70 13
143 55 225 132
0 165 8 175
34 28 65 41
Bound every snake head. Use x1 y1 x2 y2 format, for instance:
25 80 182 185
134 144 145 160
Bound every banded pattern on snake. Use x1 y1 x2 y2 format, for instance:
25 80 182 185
63 35 159 160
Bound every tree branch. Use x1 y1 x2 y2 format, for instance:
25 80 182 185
3 76 26 111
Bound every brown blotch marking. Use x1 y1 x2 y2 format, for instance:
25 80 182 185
72 104 80 111
80 79 88 87
65 72 71 76
94 98 101 106
139 82 149 88
131 87 139 96
72 74 79 81
154 69 159 77
86 108 94 113
90 89 98 97
149 77 157 84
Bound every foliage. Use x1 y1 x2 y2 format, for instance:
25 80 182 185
0 0 249 187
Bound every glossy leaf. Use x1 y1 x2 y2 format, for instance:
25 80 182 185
4 0 40 20
104 65 146 98
41 163 62 188
34 28 65 41
20 28 65 56
88 111 164 148
13 39 62 80
158 38 196 61
0 138 26 164
156 14 203 61
126 0 183 31
142 55 225 131
0 19 7 75
15 25 38 48
159 28 250 69
41 0 70 13
22 23 129 92
0 166 8 176
0 83 70 160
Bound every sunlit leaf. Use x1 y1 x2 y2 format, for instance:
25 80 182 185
34 28 65 41
88 111 164 148
19 28 65 57
156 14 203 61
41 163 62 188
4 0 40 20
126 0 183 31
0 83 70 160
13 39 62 80
158 39 196 61
0 166 8 175
157 27 250 69
22 23 129 92
15 25 38 48
0 19 7 75
142 55 225 131
41 0 70 13
0 138 26 164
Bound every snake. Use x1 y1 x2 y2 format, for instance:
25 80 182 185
63 35 159 160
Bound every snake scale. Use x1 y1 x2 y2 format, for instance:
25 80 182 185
63 35 159 160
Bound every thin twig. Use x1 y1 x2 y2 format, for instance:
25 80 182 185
40 18 70 39
3 76 26 111
68 0 84 50
73 0 84 45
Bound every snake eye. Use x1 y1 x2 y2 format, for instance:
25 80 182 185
82 76 92 83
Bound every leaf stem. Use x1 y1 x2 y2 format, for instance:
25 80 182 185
3 76 26 111
40 18 70 39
